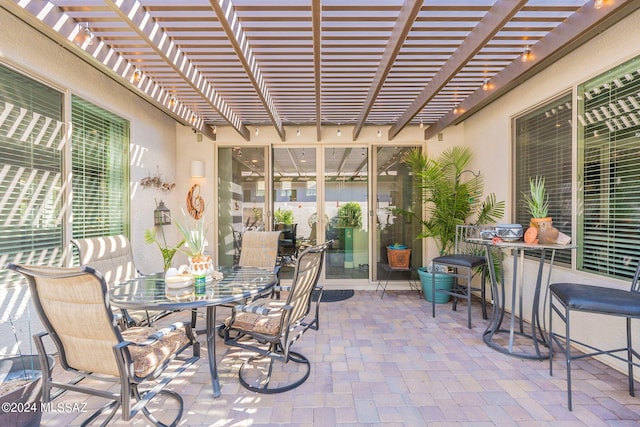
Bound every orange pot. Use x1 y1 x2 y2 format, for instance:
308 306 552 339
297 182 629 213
529 217 552 230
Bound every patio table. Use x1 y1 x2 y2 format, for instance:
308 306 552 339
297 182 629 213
109 266 277 398
470 239 577 360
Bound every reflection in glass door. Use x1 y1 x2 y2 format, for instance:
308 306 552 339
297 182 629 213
374 146 422 282
273 147 317 280
324 147 369 280
217 146 268 266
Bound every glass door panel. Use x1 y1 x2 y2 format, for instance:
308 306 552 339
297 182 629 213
324 147 369 280
273 147 317 280
374 146 422 281
218 146 267 266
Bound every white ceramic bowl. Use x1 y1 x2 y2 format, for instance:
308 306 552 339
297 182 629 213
495 224 523 241
165 274 193 289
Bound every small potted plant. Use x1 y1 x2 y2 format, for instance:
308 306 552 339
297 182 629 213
274 207 294 226
144 226 184 272
336 202 363 229
387 243 411 269
521 176 559 244
175 207 212 294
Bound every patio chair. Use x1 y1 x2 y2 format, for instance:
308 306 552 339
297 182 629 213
6 263 200 426
71 235 167 327
549 259 640 410
431 225 493 329
223 240 332 393
205 230 282 333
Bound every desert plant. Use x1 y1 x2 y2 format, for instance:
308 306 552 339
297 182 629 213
395 146 504 256
522 176 549 219
175 207 209 262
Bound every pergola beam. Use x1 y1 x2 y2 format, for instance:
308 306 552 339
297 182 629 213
388 0 527 140
5 0 216 140
352 0 423 141
424 0 640 140
312 0 322 142
105 0 247 141
209 0 286 141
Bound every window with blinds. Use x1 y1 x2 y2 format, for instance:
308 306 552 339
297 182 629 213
71 95 129 240
0 64 64 286
577 55 640 280
514 93 573 265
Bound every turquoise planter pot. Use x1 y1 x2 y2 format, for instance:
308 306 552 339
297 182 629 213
417 267 454 304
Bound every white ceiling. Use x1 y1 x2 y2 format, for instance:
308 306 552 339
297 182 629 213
4 0 637 141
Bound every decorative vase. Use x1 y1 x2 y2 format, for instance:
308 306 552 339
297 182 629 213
537 220 559 244
417 268 454 304
189 255 213 277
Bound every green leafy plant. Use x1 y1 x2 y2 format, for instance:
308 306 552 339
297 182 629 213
144 227 184 272
337 202 363 229
395 146 505 256
274 208 294 225
522 176 549 219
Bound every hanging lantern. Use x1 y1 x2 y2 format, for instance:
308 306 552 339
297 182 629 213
154 200 171 226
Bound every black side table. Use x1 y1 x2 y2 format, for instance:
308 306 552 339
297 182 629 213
376 263 418 298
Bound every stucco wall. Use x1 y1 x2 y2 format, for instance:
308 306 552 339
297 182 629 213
0 10 179 274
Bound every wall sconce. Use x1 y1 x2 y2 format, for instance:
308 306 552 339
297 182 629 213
191 160 205 178
154 200 172 226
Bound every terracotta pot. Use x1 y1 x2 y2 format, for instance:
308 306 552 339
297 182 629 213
529 216 552 230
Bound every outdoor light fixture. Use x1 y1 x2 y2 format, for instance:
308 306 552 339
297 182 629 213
255 127 259 136
521 46 531 63
191 160 205 178
213 125 217 134
132 69 142 83
78 22 94 45
153 200 172 226
453 105 459 114
419 120 424 129
169 96 176 108
337 124 341 137
594 0 604 10
296 127 301 136
482 79 489 91
377 127 382 138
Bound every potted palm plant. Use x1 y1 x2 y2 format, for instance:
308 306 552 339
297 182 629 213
395 146 504 301
521 176 558 244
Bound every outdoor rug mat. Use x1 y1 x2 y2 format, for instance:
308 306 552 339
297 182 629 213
312 289 354 303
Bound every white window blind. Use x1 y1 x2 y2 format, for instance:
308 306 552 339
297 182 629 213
0 64 64 286
514 93 573 265
577 55 640 280
71 96 129 239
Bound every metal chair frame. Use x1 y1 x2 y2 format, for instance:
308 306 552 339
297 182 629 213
549 260 640 410
7 263 200 426
223 241 332 394
431 224 494 329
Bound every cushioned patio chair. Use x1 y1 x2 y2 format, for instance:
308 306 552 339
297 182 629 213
549 259 640 410
71 235 168 327
223 240 332 393
6 263 200 426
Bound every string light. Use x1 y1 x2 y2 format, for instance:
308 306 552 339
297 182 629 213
377 127 382 138
255 127 259 136
453 105 459 115
169 96 176 108
594 0 604 9
213 125 217 134
337 123 341 137
419 120 424 129
80 22 94 45
133 69 142 84
521 45 531 63
482 79 489 91
296 127 301 137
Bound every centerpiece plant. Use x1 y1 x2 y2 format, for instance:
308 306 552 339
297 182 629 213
144 226 184 272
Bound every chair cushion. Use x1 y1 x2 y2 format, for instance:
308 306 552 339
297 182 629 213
121 325 190 378
550 283 640 317
432 254 486 269
225 301 285 336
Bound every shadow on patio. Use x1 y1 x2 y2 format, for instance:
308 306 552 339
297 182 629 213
41 290 640 426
